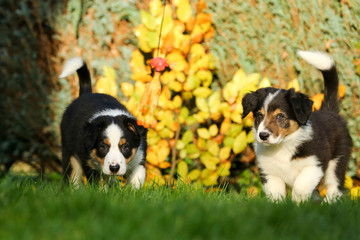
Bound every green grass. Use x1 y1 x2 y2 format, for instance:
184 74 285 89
0 176 359 240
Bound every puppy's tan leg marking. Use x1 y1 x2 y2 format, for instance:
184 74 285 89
70 156 84 189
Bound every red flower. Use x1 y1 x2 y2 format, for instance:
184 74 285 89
150 57 169 72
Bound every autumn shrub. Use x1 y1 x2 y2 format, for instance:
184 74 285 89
97 0 273 189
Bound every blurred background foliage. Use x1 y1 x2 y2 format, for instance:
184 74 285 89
1 0 359 193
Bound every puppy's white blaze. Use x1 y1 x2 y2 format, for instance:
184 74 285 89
128 165 146 189
59 57 84 78
263 90 280 112
89 109 135 122
297 50 334 71
324 159 342 203
103 123 126 175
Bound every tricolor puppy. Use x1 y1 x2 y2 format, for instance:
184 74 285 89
59 58 147 188
242 50 352 203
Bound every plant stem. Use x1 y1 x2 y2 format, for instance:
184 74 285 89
168 122 181 185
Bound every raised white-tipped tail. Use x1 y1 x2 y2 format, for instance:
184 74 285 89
296 50 334 71
59 57 84 78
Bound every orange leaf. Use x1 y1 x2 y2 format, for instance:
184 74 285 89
139 72 162 119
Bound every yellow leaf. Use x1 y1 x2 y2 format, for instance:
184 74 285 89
219 147 231 160
159 127 174 139
351 187 360 200
103 65 116 81
196 97 209 112
258 77 272 88
177 161 188 178
186 143 199 155
171 95 183 109
188 169 201 181
230 111 242 124
160 6 174 36
130 50 146 73
223 82 238 104
184 74 200 91
146 30 159 49
209 124 218 137
150 0 162 17
193 87 212 98
147 151 159 165
176 0 192 23
141 10 156 30
190 43 205 59
166 51 188 72
160 71 175 85
201 169 218 186
200 153 218 170
208 91 221 114
232 69 246 89
179 107 189 123
190 24 203 43
338 85 346 98
196 70 212 87
176 140 185 150
233 131 247 154
197 128 210 139
345 174 353 190
319 188 327 197
96 66 118 97
287 78 300 92
175 71 186 83
159 161 171 169
246 130 255 143
182 130 193 145
311 94 324 111
120 82 134 97
220 118 231 134
217 161 231 177
158 140 170 162
168 80 183 92
139 37 152 53
207 140 219 156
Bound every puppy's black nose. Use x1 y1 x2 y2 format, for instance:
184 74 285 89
259 132 270 141
109 164 120 174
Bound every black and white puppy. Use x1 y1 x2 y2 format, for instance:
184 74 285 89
242 50 352 203
59 58 147 188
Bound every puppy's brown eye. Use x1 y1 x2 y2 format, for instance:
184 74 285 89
276 113 285 121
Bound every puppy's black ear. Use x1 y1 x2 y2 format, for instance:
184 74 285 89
242 92 259 118
123 118 148 138
287 88 313 125
84 118 107 151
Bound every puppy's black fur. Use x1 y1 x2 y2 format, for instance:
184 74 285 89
60 58 147 187
242 51 352 202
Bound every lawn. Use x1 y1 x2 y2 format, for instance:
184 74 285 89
0 176 359 240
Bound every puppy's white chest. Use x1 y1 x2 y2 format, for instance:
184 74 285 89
256 145 317 187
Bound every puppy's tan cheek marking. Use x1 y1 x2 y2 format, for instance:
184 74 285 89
126 147 138 164
104 138 111 147
279 119 299 137
90 149 105 167
119 138 127 148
